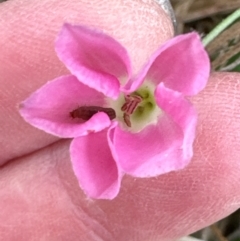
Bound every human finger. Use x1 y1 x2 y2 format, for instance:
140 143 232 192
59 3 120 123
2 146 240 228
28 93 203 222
0 0 174 165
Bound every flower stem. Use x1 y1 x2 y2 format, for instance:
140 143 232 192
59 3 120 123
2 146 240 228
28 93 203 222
202 8 240 47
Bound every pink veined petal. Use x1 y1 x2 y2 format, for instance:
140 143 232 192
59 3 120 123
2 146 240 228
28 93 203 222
19 75 112 138
110 114 184 177
70 125 122 200
155 82 197 163
123 32 210 96
55 23 132 100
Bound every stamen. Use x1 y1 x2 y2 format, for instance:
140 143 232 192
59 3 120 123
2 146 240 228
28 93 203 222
122 95 142 114
121 95 142 127
70 106 116 120
121 102 129 112
123 113 131 127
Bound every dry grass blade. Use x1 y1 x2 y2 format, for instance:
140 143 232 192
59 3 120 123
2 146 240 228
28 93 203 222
173 0 194 33
210 224 229 241
172 0 240 22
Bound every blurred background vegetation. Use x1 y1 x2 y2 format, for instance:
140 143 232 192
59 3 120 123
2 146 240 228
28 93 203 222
171 0 240 73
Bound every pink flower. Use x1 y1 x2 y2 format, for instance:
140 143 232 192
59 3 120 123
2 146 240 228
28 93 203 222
19 24 210 199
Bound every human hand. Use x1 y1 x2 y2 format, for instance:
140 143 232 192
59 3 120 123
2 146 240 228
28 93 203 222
0 0 240 240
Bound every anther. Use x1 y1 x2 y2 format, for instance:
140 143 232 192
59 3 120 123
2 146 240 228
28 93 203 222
70 106 116 120
121 94 142 127
123 113 131 127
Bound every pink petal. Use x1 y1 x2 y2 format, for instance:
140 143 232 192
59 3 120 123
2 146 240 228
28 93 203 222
19 75 111 138
55 23 132 99
110 83 197 177
155 82 197 164
70 126 122 199
124 33 210 96
110 115 184 177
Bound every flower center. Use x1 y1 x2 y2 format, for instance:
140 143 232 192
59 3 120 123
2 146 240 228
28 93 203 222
109 82 162 132
121 95 142 127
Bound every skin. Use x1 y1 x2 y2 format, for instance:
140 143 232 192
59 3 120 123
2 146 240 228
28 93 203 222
0 0 240 240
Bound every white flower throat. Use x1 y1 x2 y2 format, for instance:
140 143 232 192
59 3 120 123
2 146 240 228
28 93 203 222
110 82 162 132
